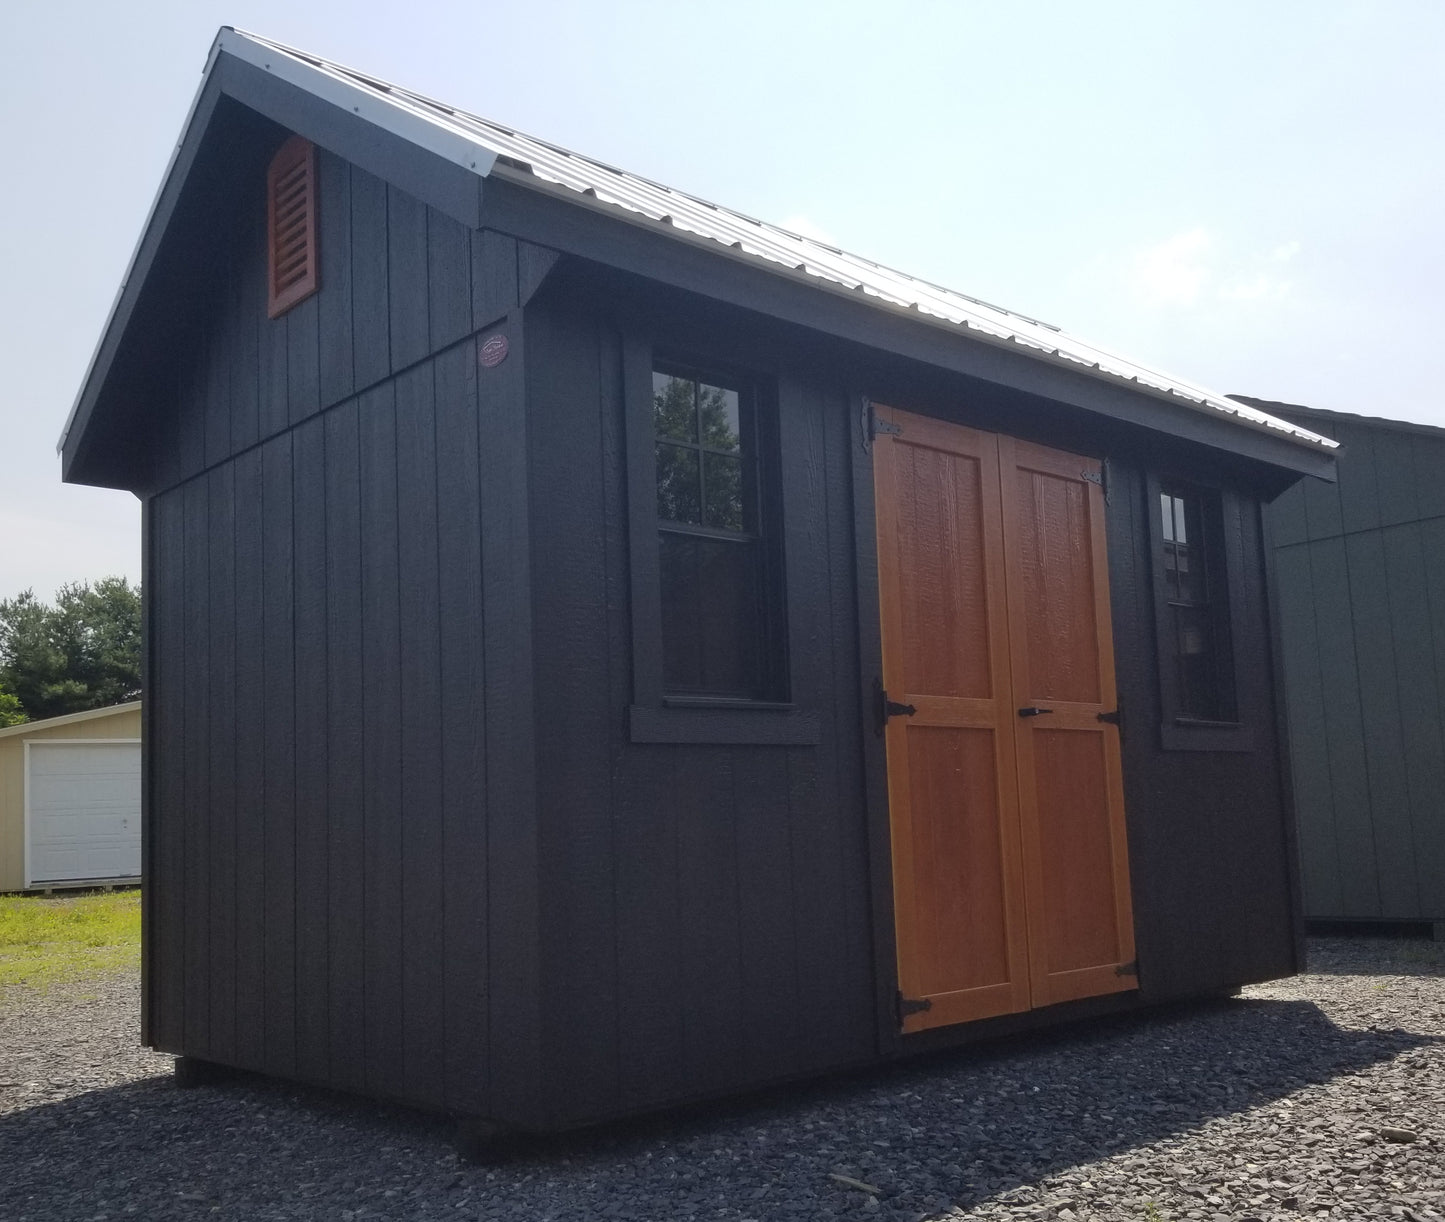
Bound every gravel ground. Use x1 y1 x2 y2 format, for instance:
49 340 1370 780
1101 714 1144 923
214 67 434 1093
1 938 1441 1221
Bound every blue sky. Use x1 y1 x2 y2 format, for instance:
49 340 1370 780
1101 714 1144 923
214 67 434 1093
2 0 1441 602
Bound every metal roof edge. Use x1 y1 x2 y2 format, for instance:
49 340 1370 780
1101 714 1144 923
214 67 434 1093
58 27 499 466
219 30 499 182
0 700 143 740
60 29 1338 477
486 161 1337 461
1230 395 1445 440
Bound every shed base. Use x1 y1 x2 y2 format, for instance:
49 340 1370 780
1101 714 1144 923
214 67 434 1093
173 1056 239 1089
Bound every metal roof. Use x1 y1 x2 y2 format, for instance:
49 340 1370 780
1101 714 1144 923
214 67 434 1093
1231 395 1445 441
62 28 1338 457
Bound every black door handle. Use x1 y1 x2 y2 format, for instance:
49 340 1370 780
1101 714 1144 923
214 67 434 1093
874 679 918 732
1017 706 1054 717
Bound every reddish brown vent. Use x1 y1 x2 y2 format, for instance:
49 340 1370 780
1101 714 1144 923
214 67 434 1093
266 135 319 318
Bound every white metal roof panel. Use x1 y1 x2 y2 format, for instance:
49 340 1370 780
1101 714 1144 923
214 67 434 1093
149 30 1343 455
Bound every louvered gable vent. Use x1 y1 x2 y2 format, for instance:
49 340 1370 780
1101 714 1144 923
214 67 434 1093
266 135 318 317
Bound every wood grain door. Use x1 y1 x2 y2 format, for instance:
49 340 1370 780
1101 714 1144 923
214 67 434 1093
999 437 1136 1009
874 409 1135 1034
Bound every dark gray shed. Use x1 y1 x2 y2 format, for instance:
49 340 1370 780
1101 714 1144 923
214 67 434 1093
60 29 1339 1135
1250 396 1445 931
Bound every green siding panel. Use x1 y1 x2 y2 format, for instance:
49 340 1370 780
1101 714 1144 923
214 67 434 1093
1344 531 1418 917
1382 522 1445 918
1272 542 1341 918
1308 536 1380 917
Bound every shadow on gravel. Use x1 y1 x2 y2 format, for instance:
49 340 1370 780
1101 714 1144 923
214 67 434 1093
0 995 1439 1221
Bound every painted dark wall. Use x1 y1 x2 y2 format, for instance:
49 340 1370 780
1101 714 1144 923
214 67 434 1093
514 272 1299 1126
137 126 1301 1130
1266 411 1445 923
143 140 556 1126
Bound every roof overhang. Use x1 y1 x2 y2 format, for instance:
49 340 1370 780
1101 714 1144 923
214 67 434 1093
61 28 1338 489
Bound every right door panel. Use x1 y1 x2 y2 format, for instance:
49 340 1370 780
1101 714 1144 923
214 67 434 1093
999 437 1136 1008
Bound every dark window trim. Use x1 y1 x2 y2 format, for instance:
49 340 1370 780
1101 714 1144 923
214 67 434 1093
1145 472 1255 753
622 337 813 745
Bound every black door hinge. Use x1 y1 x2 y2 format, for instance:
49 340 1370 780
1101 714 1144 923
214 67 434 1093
897 991 933 1023
874 679 917 733
861 400 902 454
1116 959 1138 977
1097 703 1124 740
1080 458 1113 505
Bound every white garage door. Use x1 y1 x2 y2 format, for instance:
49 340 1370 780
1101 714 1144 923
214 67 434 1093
26 741 142 886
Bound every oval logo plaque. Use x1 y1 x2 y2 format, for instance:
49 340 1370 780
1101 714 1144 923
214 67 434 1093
479 333 509 368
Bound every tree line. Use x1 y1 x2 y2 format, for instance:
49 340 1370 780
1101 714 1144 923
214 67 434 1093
0 578 141 726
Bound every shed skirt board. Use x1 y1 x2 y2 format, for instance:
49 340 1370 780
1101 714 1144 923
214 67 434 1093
25 741 142 887
873 407 1136 1035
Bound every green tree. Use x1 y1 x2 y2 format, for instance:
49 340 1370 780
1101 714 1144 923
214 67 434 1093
0 682 25 727
0 578 141 721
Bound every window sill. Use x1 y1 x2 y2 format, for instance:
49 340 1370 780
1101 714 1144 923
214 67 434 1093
629 703 821 745
1159 719 1255 753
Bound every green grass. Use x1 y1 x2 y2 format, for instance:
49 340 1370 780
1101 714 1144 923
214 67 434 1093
0 890 141 994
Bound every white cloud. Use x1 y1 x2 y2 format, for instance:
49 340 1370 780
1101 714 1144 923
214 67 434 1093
1131 228 1212 305
1219 273 1292 301
1126 229 1298 307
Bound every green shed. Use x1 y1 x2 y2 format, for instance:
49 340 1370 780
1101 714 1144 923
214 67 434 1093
1252 396 1445 932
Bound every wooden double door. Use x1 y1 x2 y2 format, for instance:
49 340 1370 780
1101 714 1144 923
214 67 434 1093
873 405 1136 1034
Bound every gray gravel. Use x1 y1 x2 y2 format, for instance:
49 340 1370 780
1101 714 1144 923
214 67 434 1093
2 937 1442 1221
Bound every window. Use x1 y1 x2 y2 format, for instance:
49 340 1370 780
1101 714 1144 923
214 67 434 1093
266 135 319 318
623 343 815 745
652 364 781 701
1150 478 1251 750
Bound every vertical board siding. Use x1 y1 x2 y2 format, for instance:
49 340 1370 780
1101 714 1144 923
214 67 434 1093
1103 460 1296 998
1381 524 1445 912
1345 531 1418 917
471 229 519 328
1307 537 1380 915
395 362 447 1105
206 465 239 1064
142 187 542 1112
527 306 874 1125
229 228 262 453
231 449 267 1072
152 489 188 1053
1417 517 1445 915
1267 415 1445 923
317 153 355 409
529 312 619 1120
387 186 431 371
427 211 472 353
433 340 490 1115
285 295 321 428
261 308 290 442
675 747 746 1097
358 382 406 1102
203 321 232 470
156 159 488 495
350 168 391 394
1272 542 1343 916
476 313 543 1126
181 477 211 1056
786 379 873 1068
323 400 368 1093
262 436 299 1075
292 414 331 1076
